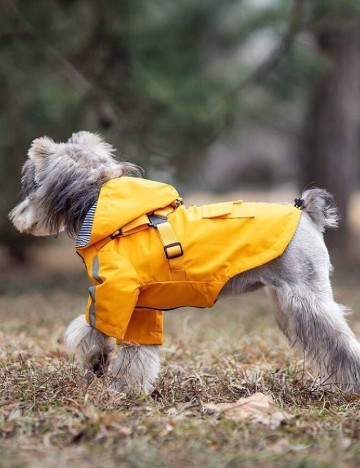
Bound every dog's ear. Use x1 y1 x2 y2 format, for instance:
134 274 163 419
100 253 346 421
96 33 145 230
28 136 56 168
67 131 115 159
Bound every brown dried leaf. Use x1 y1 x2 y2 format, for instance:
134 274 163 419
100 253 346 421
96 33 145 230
204 392 292 429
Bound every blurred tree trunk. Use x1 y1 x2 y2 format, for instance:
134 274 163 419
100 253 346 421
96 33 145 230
300 22 360 250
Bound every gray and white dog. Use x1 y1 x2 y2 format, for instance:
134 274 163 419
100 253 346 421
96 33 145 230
9 131 360 394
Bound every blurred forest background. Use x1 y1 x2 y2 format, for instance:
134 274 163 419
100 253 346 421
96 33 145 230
3 3 360 464
1 0 360 262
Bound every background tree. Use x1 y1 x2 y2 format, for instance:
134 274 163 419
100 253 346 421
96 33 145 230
299 1 360 247
1 0 359 260
1 0 291 259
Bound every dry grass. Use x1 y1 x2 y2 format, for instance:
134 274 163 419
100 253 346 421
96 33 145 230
2 263 360 468
2 191 360 467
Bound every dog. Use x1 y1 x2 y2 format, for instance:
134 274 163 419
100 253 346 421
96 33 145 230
9 131 360 394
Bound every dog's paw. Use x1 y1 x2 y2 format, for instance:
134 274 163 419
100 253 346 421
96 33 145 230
83 346 111 377
90 351 110 377
110 344 161 394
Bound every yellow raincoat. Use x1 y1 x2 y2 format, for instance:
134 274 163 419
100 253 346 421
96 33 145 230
76 177 301 344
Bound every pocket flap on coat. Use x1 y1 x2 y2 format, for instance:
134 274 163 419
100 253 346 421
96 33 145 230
230 202 255 218
202 202 234 218
202 201 255 219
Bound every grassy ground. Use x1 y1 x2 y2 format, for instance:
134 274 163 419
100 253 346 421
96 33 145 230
2 193 360 467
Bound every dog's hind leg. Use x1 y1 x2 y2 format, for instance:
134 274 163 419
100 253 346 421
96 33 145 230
254 213 360 392
272 282 360 392
228 212 360 392
111 344 161 394
266 287 291 342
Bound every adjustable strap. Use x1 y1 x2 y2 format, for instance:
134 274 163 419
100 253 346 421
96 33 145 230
109 203 186 281
110 200 183 240
110 214 149 239
153 205 178 219
148 214 186 281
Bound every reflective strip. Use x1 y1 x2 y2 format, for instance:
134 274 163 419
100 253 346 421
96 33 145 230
88 255 103 328
92 255 103 284
89 286 96 327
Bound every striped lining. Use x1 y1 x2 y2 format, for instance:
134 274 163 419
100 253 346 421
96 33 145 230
76 203 97 248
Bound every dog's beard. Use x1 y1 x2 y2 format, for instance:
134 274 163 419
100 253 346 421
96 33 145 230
9 198 65 236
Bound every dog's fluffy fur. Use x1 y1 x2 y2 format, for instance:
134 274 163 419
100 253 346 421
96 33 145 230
9 131 360 393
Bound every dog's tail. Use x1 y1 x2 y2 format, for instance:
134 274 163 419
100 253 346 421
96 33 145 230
298 188 338 232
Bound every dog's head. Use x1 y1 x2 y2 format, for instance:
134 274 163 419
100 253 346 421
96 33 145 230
9 131 142 237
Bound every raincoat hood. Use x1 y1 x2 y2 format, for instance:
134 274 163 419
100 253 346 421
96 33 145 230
83 177 180 247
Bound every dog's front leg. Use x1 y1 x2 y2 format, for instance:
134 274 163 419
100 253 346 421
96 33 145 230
64 315 114 377
111 343 161 394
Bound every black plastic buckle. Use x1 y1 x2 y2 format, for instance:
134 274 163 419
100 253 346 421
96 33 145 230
148 214 167 227
110 229 122 239
164 242 183 259
294 197 305 209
